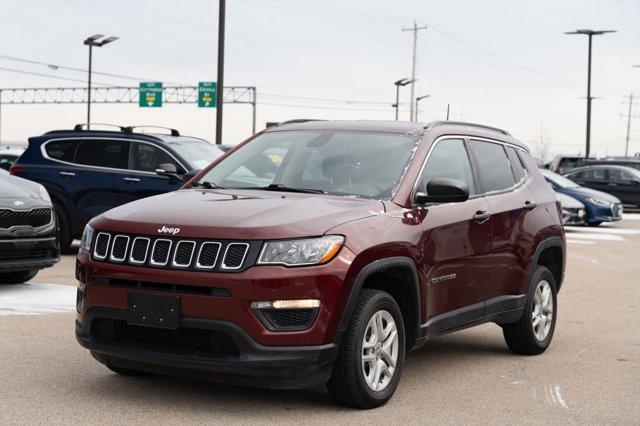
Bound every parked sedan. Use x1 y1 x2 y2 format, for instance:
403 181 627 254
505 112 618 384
0 148 24 171
541 169 622 226
0 171 60 284
563 165 640 211
556 192 586 226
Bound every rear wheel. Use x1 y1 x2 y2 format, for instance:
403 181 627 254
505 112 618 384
53 202 72 253
327 289 405 409
503 266 557 355
0 270 38 284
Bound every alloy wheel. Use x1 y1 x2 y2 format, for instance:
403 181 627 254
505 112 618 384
361 309 399 391
532 279 553 341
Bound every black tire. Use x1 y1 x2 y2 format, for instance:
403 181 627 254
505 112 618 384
53 202 73 253
327 289 405 409
587 221 602 227
0 270 38 284
503 266 557 355
106 364 150 377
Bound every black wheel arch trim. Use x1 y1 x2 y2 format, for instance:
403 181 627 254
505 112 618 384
337 256 422 350
528 236 565 292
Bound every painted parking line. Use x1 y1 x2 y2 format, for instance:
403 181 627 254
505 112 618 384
0 283 76 316
566 239 595 245
565 227 640 235
563 233 626 241
621 213 640 221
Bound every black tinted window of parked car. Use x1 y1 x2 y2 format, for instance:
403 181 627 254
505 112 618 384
470 140 516 193
506 147 527 181
131 142 181 173
608 168 637 183
45 140 76 162
75 139 128 169
573 169 605 181
420 138 476 195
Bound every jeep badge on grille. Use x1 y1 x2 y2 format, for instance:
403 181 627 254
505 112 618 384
158 225 180 235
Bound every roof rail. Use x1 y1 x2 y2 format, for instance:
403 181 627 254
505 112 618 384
424 121 510 136
275 119 326 127
123 126 180 137
73 123 127 132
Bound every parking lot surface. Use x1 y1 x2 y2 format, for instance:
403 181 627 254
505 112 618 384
1 217 639 424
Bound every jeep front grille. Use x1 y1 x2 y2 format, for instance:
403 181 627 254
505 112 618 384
0 208 52 229
91 232 255 272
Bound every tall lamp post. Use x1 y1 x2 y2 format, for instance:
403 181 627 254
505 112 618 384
392 78 413 121
565 29 616 158
415 94 430 121
215 0 226 145
83 34 118 129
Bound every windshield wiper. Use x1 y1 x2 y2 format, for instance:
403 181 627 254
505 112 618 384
192 181 225 189
264 184 327 194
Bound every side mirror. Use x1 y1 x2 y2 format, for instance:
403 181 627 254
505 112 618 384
155 163 181 180
414 178 469 204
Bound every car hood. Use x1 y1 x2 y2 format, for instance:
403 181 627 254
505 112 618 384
94 189 384 239
556 192 584 209
561 186 621 204
0 173 40 199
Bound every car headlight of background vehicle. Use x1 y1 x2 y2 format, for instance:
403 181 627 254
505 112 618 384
37 184 51 203
80 224 94 252
258 235 344 266
586 197 610 207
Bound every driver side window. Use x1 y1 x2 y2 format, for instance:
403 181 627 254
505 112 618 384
419 138 476 196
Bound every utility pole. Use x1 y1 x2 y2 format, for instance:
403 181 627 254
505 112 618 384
215 0 226 145
565 29 616 158
402 21 428 122
446 103 450 120
624 93 634 157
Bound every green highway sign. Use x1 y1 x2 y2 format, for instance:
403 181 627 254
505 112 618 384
139 82 163 107
198 82 217 108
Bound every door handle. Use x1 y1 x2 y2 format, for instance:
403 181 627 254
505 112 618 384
473 210 491 224
123 177 140 183
58 171 75 177
607 182 618 187
523 201 537 210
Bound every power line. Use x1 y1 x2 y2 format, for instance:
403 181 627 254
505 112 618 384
0 66 113 86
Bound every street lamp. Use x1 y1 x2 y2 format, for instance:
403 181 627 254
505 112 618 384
565 29 616 158
83 34 118 129
392 78 414 121
415 94 430 120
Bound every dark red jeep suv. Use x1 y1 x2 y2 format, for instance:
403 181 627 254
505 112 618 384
75 120 565 408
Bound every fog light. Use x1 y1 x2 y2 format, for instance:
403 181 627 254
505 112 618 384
251 299 320 331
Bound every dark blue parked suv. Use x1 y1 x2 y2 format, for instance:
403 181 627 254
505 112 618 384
10 125 224 252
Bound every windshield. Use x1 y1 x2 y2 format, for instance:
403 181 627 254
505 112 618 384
165 138 224 169
196 131 418 199
543 170 580 188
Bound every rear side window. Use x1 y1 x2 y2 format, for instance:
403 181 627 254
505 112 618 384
574 169 605 181
130 142 181 173
608 169 636 183
45 140 77 162
506 147 527 182
469 140 516 193
419 138 476 195
75 139 128 169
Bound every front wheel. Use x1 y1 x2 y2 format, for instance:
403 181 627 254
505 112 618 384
587 221 602 227
326 289 405 409
0 270 38 284
503 265 557 355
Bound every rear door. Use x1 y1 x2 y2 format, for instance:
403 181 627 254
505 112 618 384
73 138 130 225
468 139 537 306
120 141 184 202
606 168 640 208
418 138 493 328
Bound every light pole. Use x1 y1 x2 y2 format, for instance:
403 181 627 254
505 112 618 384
565 29 616 158
215 0 226 145
392 78 413 121
415 94 430 121
83 34 118 129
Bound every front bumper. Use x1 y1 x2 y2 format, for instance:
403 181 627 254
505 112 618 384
76 307 340 389
0 236 59 271
587 203 623 223
561 207 586 226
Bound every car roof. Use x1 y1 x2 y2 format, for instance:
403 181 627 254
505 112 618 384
567 164 640 175
263 119 529 150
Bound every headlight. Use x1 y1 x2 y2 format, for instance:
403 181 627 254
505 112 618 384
38 184 51 203
258 235 344 266
80 224 94 252
586 197 610 206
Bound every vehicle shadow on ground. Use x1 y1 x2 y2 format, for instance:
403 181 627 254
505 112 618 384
78 328 511 413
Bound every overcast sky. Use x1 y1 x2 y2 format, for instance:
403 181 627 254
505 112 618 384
0 0 639 159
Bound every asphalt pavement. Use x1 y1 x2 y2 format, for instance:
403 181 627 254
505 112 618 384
1 216 639 424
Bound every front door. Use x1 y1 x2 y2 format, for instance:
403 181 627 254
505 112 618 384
417 138 493 330
606 168 640 208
